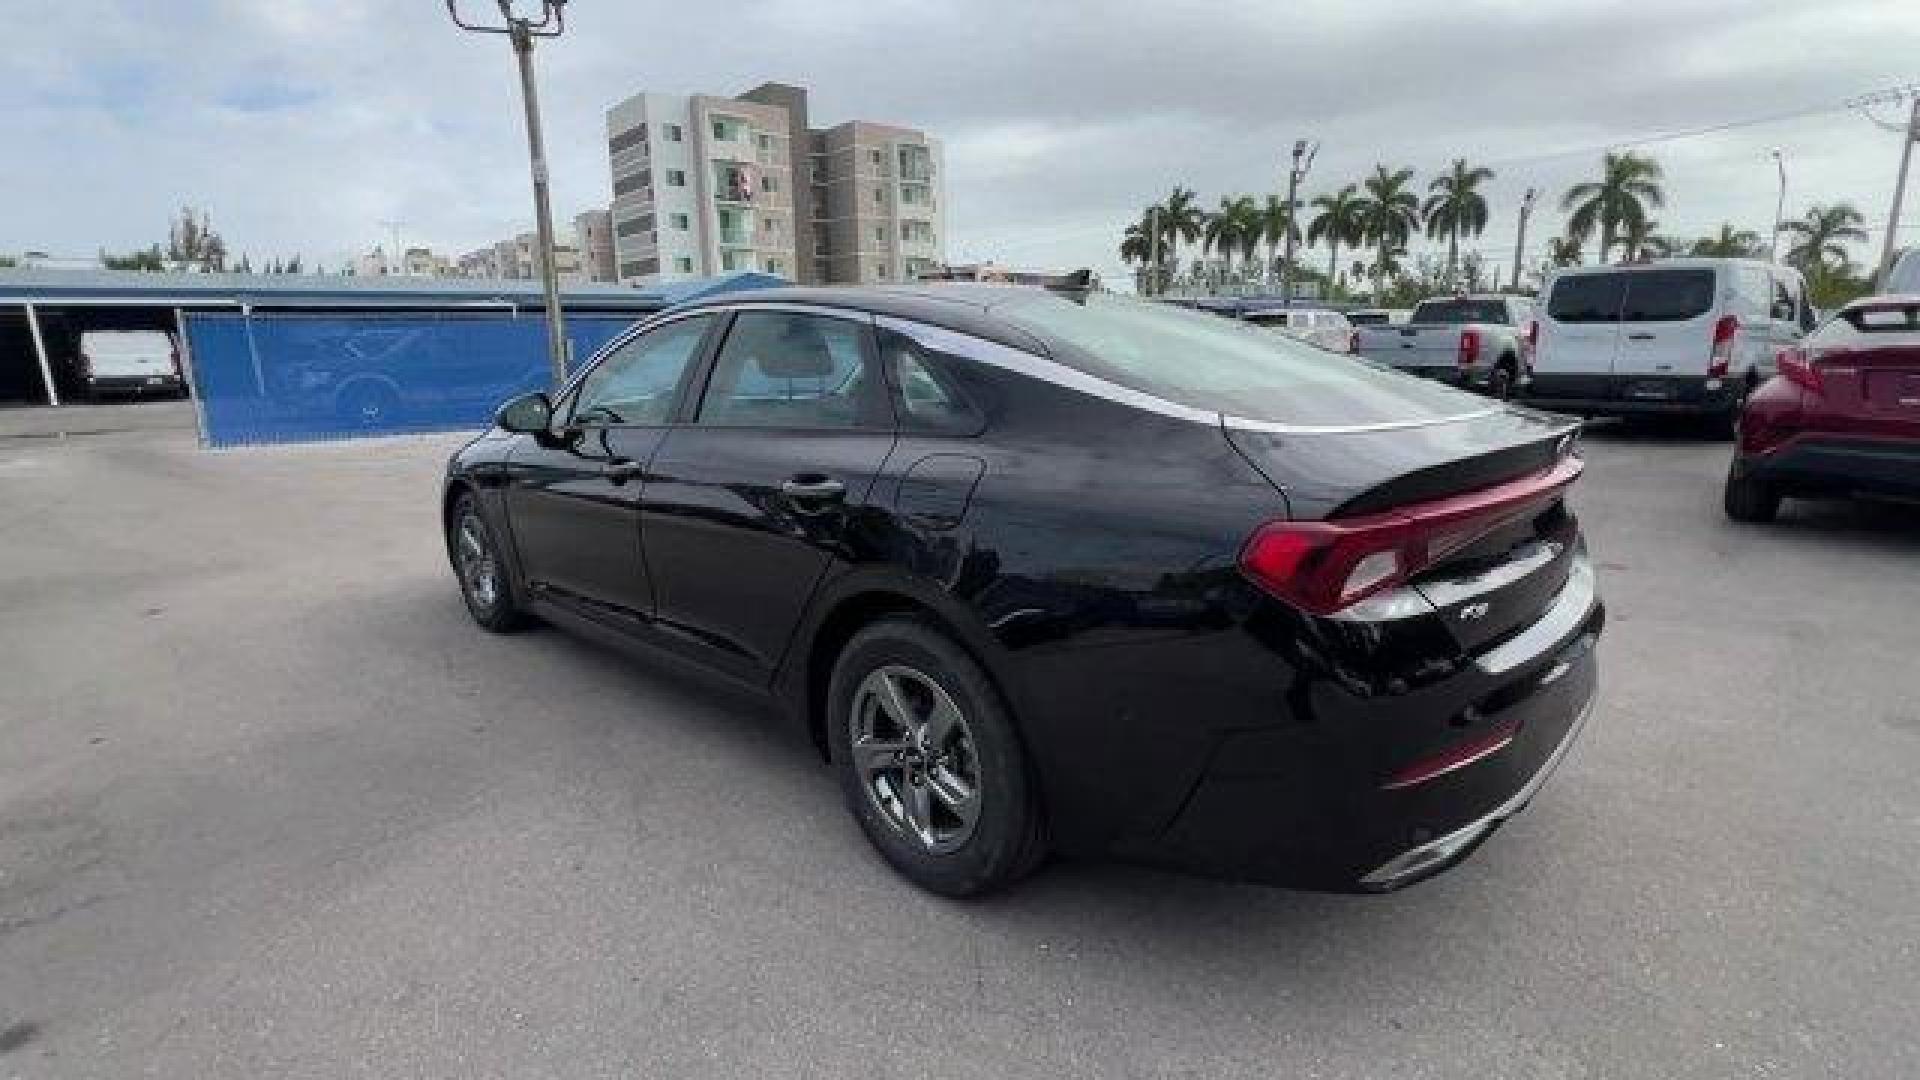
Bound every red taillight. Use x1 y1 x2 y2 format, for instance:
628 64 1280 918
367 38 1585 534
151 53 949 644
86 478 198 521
1383 719 1521 790
1239 455 1584 615
1709 314 1738 378
1525 320 1540 367
1458 328 1481 367
1777 346 1821 393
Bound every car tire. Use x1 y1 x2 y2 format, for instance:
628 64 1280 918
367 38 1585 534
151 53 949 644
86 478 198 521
1487 358 1517 400
1723 465 1781 523
827 617 1045 897
447 493 529 632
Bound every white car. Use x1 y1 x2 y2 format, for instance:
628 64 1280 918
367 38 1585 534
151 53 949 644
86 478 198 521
76 330 184 399
1527 258 1812 433
1241 306 1355 353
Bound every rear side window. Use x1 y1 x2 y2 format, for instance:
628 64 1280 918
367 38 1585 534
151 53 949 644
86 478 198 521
995 293 1479 426
1620 268 1716 322
1413 299 1510 324
1547 274 1627 324
876 326 982 435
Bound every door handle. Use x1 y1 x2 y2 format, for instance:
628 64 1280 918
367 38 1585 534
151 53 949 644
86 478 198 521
1626 332 1656 341
781 475 847 503
605 460 644 485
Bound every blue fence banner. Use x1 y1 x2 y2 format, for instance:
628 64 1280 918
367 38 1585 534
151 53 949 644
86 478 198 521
185 311 637 447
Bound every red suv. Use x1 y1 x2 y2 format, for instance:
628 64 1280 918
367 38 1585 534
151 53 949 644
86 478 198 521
1725 295 1920 521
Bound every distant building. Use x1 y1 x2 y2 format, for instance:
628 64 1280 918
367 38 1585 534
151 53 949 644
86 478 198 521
573 209 617 283
604 81 944 287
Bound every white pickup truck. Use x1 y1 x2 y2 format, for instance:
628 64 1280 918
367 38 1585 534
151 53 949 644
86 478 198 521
1352 294 1532 399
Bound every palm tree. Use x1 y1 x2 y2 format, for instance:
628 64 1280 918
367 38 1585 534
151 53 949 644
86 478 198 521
1783 202 1868 279
1422 158 1495 286
1159 186 1204 284
1561 152 1665 263
1620 218 1675 261
1355 165 1422 297
1120 205 1162 292
1204 195 1261 278
1689 223 1766 259
1259 194 1300 283
1308 185 1366 291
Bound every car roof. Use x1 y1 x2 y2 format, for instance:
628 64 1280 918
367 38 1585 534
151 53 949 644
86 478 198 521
670 282 1074 354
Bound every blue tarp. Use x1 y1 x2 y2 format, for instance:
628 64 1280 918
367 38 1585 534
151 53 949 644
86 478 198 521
185 311 635 447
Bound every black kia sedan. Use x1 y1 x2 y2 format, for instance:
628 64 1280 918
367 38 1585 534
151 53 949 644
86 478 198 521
443 285 1602 896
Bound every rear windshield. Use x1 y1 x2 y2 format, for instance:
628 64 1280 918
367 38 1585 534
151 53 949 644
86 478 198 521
1547 268 1715 324
1809 303 1920 346
992 293 1483 425
1412 299 1510 325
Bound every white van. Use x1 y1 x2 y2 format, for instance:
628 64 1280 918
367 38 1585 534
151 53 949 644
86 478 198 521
1527 259 1813 430
77 330 184 399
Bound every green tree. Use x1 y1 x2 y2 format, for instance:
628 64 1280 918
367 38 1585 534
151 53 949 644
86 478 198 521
1620 218 1676 261
1120 205 1167 293
1783 202 1868 279
101 244 166 271
167 205 227 271
1203 195 1261 277
1258 193 1300 281
1158 186 1204 285
285 254 303 275
1307 184 1366 291
1422 158 1495 286
1355 165 1422 297
1561 152 1664 263
1688 223 1767 259
1548 236 1584 268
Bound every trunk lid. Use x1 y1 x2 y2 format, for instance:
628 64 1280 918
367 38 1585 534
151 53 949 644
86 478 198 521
1227 406 1583 653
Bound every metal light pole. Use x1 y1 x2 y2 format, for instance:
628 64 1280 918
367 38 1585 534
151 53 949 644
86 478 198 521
1769 149 1787 263
1279 139 1317 303
1510 187 1537 292
446 0 571 387
1877 96 1920 286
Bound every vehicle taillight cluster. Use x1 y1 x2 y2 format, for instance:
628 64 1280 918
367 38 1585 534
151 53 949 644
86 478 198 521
1777 346 1823 393
1240 455 1584 615
1708 314 1738 378
1458 328 1481 368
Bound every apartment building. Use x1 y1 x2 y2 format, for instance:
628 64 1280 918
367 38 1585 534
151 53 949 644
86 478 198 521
605 82 943 287
573 209 617 283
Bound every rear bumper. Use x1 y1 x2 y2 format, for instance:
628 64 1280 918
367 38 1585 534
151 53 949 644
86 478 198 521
87 375 182 396
1524 372 1738 416
1119 565 1604 893
1736 435 1920 500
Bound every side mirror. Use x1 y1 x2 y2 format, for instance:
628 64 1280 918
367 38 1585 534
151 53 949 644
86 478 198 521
496 391 552 433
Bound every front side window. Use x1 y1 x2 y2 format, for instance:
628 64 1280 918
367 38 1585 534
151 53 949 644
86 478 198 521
698 311 879 429
570 315 715 426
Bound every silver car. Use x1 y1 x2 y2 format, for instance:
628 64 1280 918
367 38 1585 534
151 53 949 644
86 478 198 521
1241 307 1354 354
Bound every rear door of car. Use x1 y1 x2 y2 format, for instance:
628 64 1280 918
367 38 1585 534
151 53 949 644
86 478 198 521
640 306 898 683
1537 271 1626 394
1612 266 1720 389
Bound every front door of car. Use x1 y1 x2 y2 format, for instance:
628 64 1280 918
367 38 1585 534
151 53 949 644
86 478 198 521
641 308 897 681
503 313 719 622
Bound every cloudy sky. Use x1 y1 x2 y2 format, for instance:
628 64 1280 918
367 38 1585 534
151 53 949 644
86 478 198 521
4 0 1917 279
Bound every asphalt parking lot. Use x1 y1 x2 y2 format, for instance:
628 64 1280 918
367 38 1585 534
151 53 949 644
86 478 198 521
3 405 1917 1079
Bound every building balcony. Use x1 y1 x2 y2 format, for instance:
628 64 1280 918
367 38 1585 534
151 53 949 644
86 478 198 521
719 227 754 247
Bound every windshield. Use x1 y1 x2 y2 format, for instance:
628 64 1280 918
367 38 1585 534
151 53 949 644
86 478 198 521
1412 299 1510 325
992 293 1485 425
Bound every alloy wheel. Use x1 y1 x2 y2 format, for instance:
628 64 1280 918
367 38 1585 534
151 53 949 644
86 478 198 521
849 664 982 854
454 512 500 610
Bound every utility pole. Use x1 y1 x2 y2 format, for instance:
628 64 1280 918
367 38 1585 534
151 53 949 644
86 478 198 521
1147 204 1161 296
446 0 571 387
1279 139 1317 304
1769 149 1787 264
1877 96 1920 286
1510 187 1537 292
